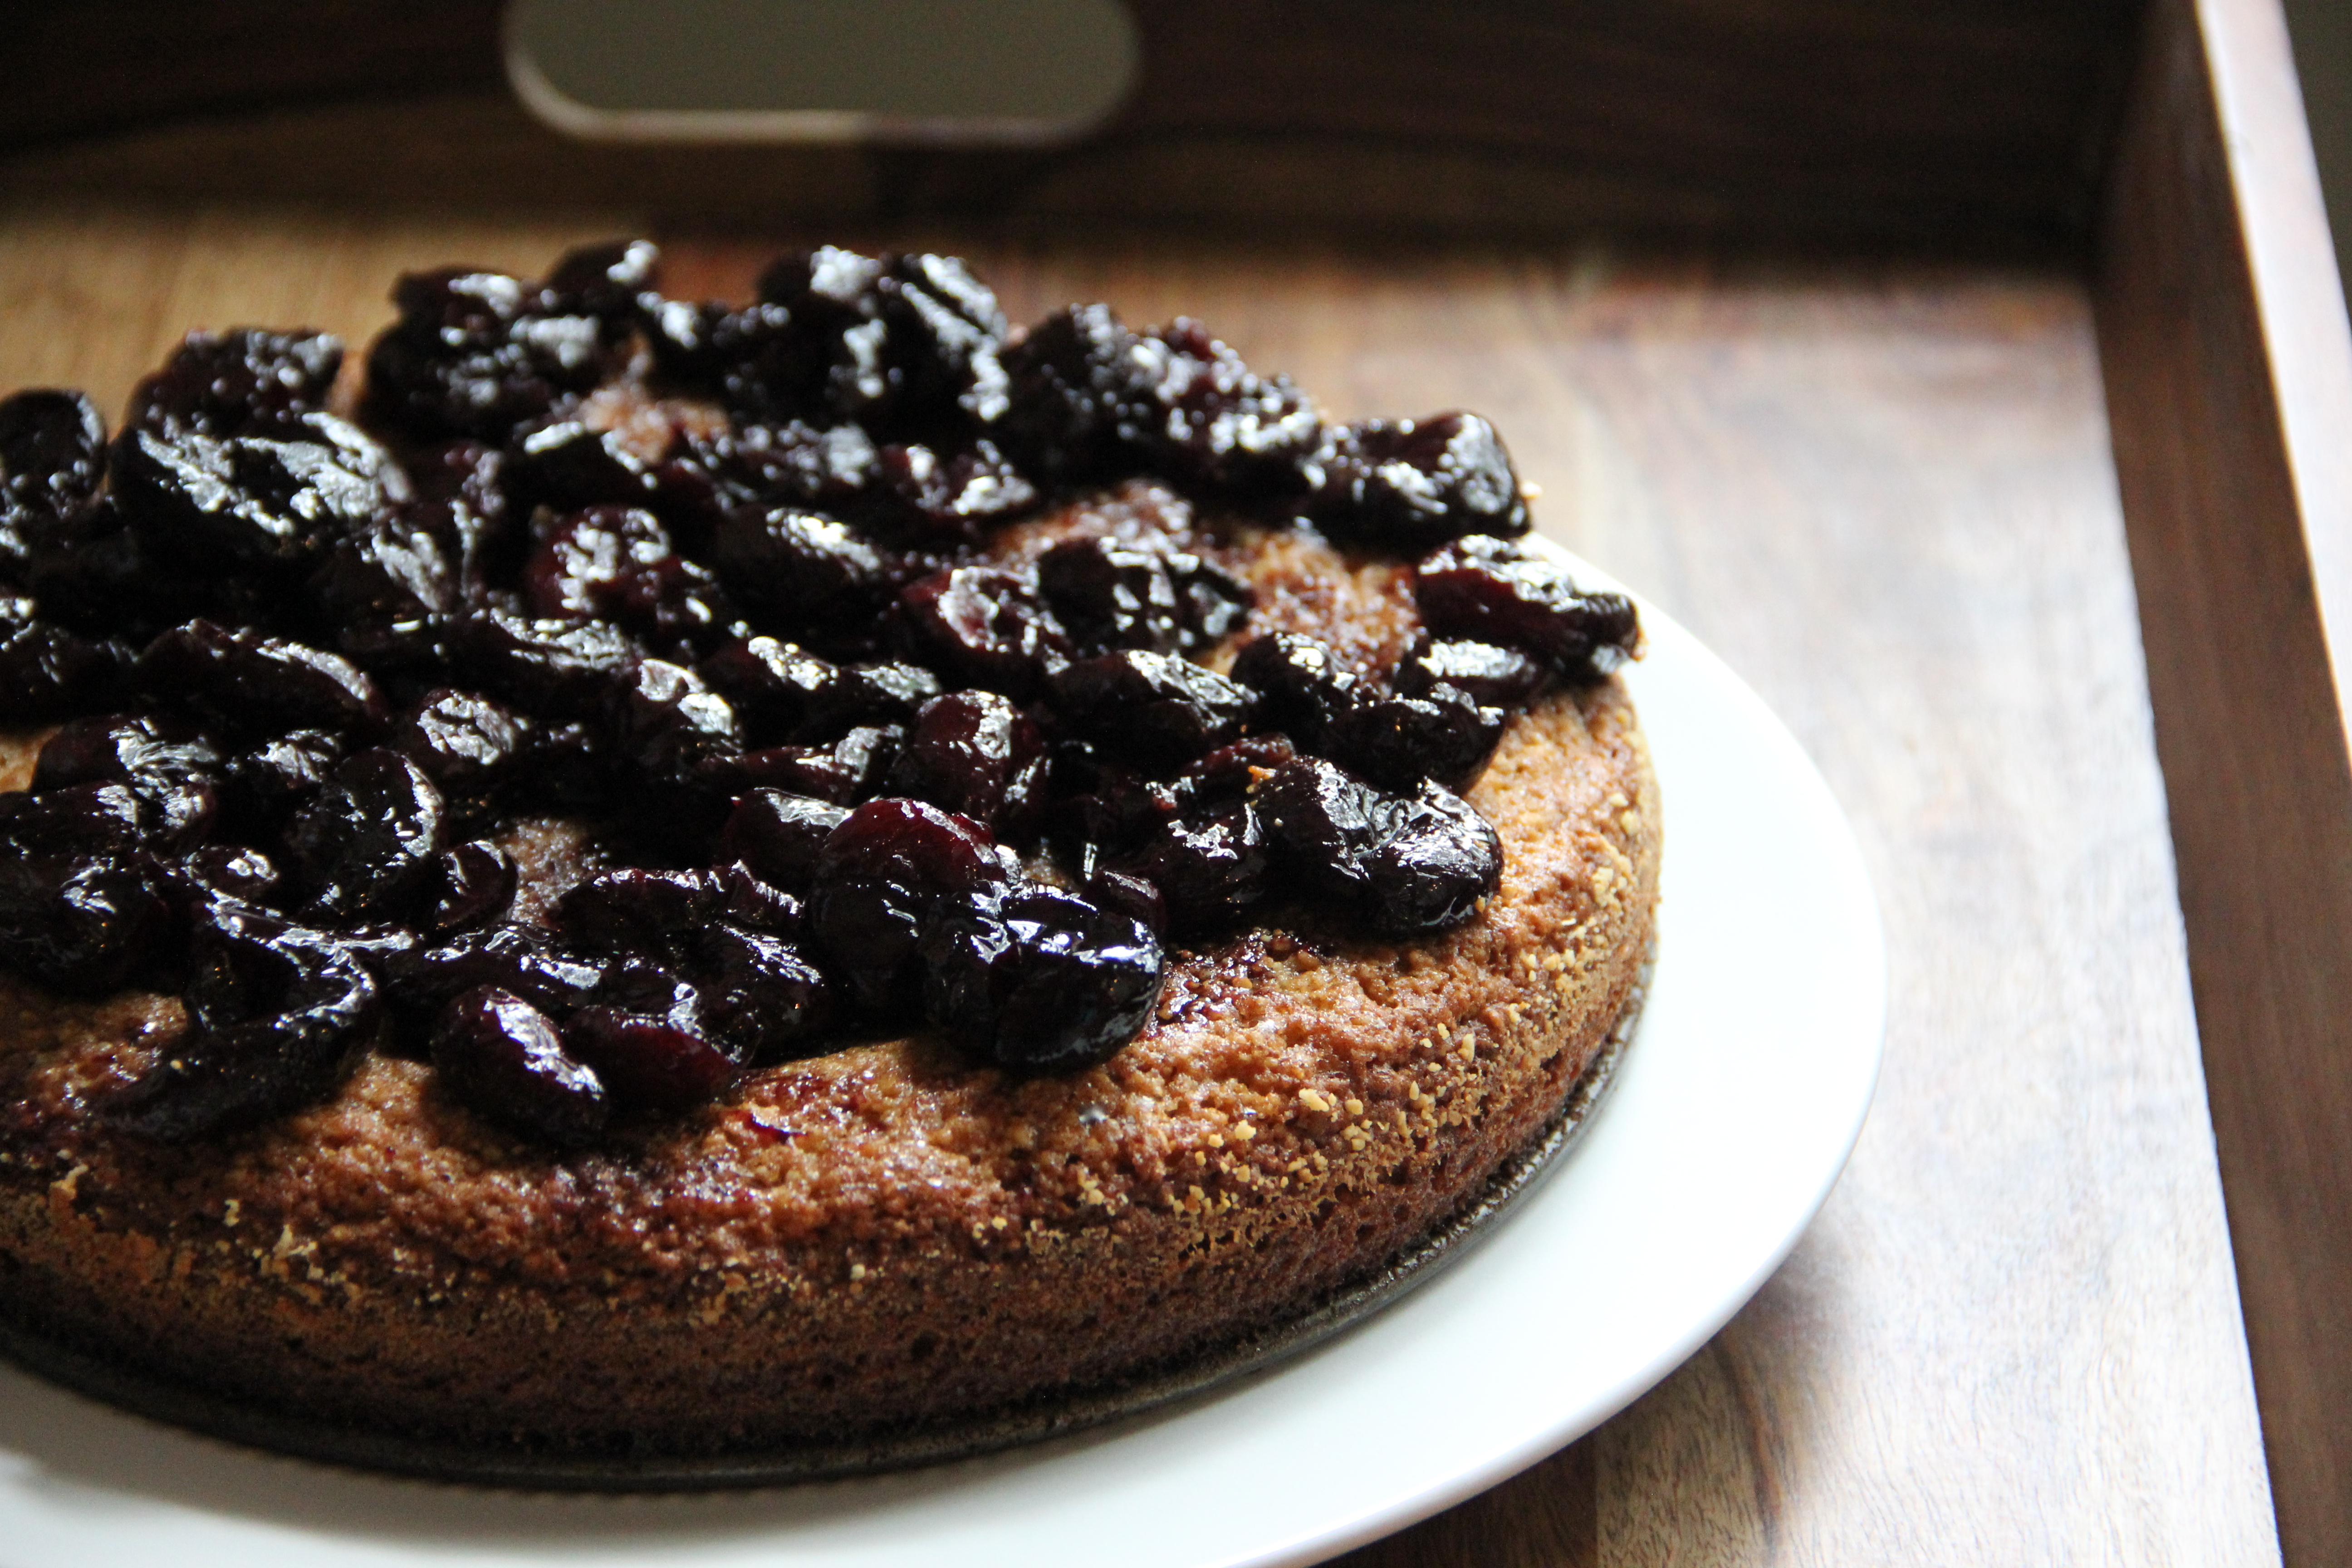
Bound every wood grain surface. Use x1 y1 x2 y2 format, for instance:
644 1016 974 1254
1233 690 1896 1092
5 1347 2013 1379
2094 0 2352 1562
0 203 2283 1564
0 0 2139 250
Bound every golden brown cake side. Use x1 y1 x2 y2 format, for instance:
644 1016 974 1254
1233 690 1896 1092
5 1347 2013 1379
0 666 1655 1452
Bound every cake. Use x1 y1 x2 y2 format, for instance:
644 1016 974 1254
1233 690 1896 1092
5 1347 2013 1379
0 243 1658 1473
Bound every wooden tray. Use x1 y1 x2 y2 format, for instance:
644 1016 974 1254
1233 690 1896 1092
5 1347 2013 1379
1 1 2346 1562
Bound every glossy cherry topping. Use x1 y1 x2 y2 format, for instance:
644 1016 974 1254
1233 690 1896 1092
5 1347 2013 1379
0 240 1641 1147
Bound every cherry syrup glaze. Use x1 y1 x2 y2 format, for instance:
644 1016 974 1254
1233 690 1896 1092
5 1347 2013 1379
0 243 1640 1146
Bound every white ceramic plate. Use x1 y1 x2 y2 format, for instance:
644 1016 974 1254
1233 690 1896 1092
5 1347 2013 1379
0 550 1884 1568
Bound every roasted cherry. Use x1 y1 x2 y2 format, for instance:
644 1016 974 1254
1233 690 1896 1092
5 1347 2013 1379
364 268 618 442
712 507 902 639
1394 637 1548 709
108 904 382 1140
1113 798 1269 928
920 883 1162 1072
391 688 524 828
125 329 343 440
882 690 1046 835
0 851 172 995
721 789 850 893
1414 536 1640 678
425 840 517 934
1045 650 1256 774
895 565 1072 697
0 390 107 577
282 747 446 920
431 985 608 1147
1322 686 1503 792
562 1004 738 1114
808 797 1010 1015
137 620 384 736
113 413 401 576
757 247 1009 430
1037 536 1187 656
1361 779 1503 936
689 921 833 1061
0 604 133 720
456 608 640 716
219 729 342 837
1315 414 1530 546
1229 633 1359 747
701 637 940 746
387 922 606 1030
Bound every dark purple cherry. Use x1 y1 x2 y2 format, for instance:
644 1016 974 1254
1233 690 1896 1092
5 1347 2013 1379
690 921 834 1061
557 867 717 959
525 506 731 652
178 844 283 907
1175 733 1298 808
0 390 107 576
1229 633 1359 747
1082 866 1166 935
106 903 382 1140
34 712 221 795
425 840 517 934
219 729 342 837
808 797 1009 1015
692 723 900 807
125 329 343 439
387 922 606 1029
137 620 384 736
1037 536 1187 656
113 413 400 576
1113 798 1270 928
562 1004 739 1114
882 690 1046 836
920 883 1163 1072
364 267 617 442
896 565 1072 698
1127 318 1323 493
607 657 740 786
1 783 147 858
456 608 640 716
391 688 524 827
283 747 445 920
1315 413 1530 546
1253 756 1389 902
1045 650 1256 774
757 247 1009 429
1394 637 1548 710
0 852 172 995
1322 686 1503 792
998 303 1141 476
701 637 940 746
506 421 657 512
310 507 460 636
539 238 659 318
1362 779 1503 936
701 419 881 515
642 299 822 418
1414 536 1640 679
0 606 133 720
721 789 850 893
431 985 608 1148
712 508 902 638
869 440 1035 543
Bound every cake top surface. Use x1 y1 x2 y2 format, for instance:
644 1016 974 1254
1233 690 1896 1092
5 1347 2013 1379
0 240 1639 1155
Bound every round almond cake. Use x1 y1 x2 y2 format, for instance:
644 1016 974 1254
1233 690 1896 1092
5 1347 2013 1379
0 242 1658 1472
